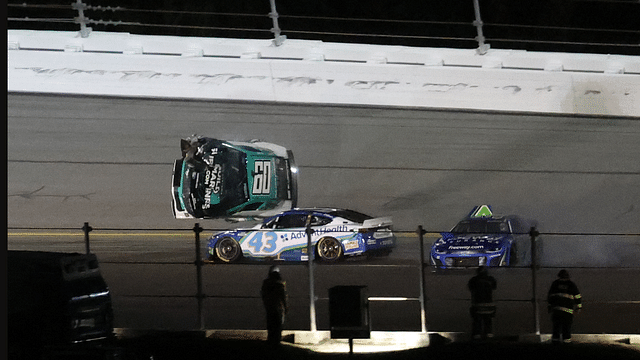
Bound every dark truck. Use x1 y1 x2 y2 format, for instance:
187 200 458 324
8 251 115 359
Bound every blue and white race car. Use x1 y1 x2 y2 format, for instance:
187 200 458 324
429 205 535 269
207 208 396 262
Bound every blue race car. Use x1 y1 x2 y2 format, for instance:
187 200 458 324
429 205 535 269
207 208 396 263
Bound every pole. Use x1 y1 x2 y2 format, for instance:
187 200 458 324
82 222 92 255
194 223 205 330
472 0 489 54
268 0 286 46
305 216 317 331
417 226 428 333
72 0 92 38
529 226 540 335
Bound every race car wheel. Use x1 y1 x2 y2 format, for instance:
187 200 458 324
316 237 343 262
215 237 242 263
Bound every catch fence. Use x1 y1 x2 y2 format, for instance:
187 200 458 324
7 0 640 55
11 222 638 335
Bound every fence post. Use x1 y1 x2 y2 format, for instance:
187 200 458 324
529 226 540 335
472 0 490 55
417 226 428 333
72 0 92 38
194 223 205 330
305 215 317 332
82 222 92 255
269 0 286 46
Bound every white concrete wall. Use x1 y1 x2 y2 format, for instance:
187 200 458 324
8 30 640 117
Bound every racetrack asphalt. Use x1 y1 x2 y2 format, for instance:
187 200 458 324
112 332 640 360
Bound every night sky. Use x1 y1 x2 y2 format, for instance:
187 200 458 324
8 0 640 55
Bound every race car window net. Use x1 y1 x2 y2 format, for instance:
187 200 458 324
310 215 332 227
275 157 292 200
276 214 308 229
452 220 510 234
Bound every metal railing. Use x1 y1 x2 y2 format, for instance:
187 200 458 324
12 221 635 334
7 0 640 55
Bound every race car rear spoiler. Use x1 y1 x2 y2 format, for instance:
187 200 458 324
362 217 393 229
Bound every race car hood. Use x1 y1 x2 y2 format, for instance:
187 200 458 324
431 233 510 254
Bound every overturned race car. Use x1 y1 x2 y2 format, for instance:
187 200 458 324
429 205 536 269
172 136 298 219
207 208 396 262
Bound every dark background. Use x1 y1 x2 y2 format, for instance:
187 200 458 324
7 0 640 55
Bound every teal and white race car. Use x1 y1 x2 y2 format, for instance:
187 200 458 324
172 136 297 219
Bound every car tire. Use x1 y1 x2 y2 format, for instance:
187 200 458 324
215 237 242 263
316 237 343 262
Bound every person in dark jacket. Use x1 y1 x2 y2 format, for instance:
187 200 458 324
261 265 288 347
468 266 497 339
547 269 582 344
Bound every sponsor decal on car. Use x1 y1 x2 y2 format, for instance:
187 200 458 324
449 245 485 250
343 240 360 250
203 164 222 209
315 225 349 235
251 160 272 195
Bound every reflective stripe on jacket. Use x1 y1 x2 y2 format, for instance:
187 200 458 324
547 279 582 315
472 303 497 315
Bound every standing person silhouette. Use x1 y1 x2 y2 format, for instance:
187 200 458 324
468 266 497 340
261 265 288 347
547 269 582 344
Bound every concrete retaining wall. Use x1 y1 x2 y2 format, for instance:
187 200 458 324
8 30 640 117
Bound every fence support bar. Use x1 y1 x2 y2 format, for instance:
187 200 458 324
305 216 317 331
269 0 286 46
417 226 428 333
194 223 205 330
472 0 489 55
82 222 92 255
72 0 92 38
530 226 541 335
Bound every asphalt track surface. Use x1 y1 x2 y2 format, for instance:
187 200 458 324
7 93 640 336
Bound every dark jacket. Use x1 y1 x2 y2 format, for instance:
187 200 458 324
261 273 288 315
547 278 582 315
468 271 497 305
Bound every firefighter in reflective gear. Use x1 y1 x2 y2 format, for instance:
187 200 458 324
261 265 288 347
468 266 497 339
547 269 582 344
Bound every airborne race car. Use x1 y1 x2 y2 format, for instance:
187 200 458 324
207 208 396 262
429 205 536 269
172 136 298 219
